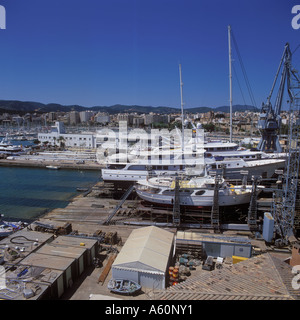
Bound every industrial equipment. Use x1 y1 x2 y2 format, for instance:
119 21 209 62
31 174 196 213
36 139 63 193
257 43 293 153
270 43 300 246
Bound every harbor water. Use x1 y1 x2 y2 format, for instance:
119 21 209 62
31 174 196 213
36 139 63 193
0 166 100 221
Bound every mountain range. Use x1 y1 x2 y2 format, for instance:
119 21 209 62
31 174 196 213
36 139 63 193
0 100 259 115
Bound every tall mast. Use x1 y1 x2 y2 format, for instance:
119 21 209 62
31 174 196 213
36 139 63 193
228 25 233 143
179 63 184 151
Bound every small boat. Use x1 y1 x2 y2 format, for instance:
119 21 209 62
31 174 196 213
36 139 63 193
0 224 15 238
107 278 141 295
76 187 89 192
46 165 60 170
0 221 27 238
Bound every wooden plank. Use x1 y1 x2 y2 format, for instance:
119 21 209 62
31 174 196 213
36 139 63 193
97 254 117 285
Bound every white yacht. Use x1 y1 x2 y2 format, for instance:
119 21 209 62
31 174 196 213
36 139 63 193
100 60 286 186
0 134 23 154
135 175 263 208
101 141 208 186
101 140 286 186
205 157 285 179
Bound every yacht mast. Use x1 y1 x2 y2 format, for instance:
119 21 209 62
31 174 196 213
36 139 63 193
228 25 233 143
179 63 184 152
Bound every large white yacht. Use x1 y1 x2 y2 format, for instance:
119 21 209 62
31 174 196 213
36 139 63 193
135 175 264 208
99 61 287 186
101 142 206 187
101 140 286 186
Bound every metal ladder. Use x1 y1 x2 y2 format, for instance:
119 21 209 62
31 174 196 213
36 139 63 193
247 176 260 230
211 175 221 232
103 185 135 225
172 177 181 226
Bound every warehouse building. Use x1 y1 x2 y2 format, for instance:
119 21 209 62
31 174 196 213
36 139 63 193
19 252 75 298
50 235 98 267
175 231 252 259
111 226 174 290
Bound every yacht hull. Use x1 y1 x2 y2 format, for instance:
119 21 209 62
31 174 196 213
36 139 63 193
136 187 255 208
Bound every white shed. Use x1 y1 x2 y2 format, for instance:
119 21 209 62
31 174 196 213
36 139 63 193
111 226 174 290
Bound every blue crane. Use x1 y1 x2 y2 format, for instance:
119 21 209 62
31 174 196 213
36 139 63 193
270 43 300 246
257 43 292 153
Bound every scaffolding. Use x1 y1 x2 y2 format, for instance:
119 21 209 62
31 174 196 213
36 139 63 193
172 177 181 226
247 176 261 231
211 175 222 232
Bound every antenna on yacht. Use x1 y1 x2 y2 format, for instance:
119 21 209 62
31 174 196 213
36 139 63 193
179 63 185 152
228 25 233 143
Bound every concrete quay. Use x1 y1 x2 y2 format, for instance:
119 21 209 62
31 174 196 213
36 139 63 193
0 158 103 170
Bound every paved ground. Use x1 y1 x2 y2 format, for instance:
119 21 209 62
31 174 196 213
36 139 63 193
61 256 154 300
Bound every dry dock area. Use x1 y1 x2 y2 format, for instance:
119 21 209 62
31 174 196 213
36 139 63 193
1 178 299 301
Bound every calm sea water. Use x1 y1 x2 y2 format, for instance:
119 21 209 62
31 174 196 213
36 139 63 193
0 166 100 221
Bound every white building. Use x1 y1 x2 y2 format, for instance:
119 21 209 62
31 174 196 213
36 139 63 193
79 110 95 123
111 226 174 290
38 121 96 149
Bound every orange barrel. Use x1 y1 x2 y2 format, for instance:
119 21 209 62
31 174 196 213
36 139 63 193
169 267 174 276
173 268 179 278
169 276 175 286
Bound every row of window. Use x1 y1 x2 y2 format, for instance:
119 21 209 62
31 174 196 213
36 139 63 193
39 136 92 141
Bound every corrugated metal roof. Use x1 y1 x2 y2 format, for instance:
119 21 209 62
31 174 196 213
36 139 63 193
20 252 74 271
113 226 174 273
36 243 86 259
176 231 251 244
50 235 97 249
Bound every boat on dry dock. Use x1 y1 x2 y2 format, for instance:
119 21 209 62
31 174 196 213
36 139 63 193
135 175 264 208
205 157 285 179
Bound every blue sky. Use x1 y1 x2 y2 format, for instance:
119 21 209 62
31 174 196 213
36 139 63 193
0 0 299 109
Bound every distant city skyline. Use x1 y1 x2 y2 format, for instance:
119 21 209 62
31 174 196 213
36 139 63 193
0 1 299 110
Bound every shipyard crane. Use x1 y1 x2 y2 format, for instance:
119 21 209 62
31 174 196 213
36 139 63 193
257 43 293 153
271 43 300 246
